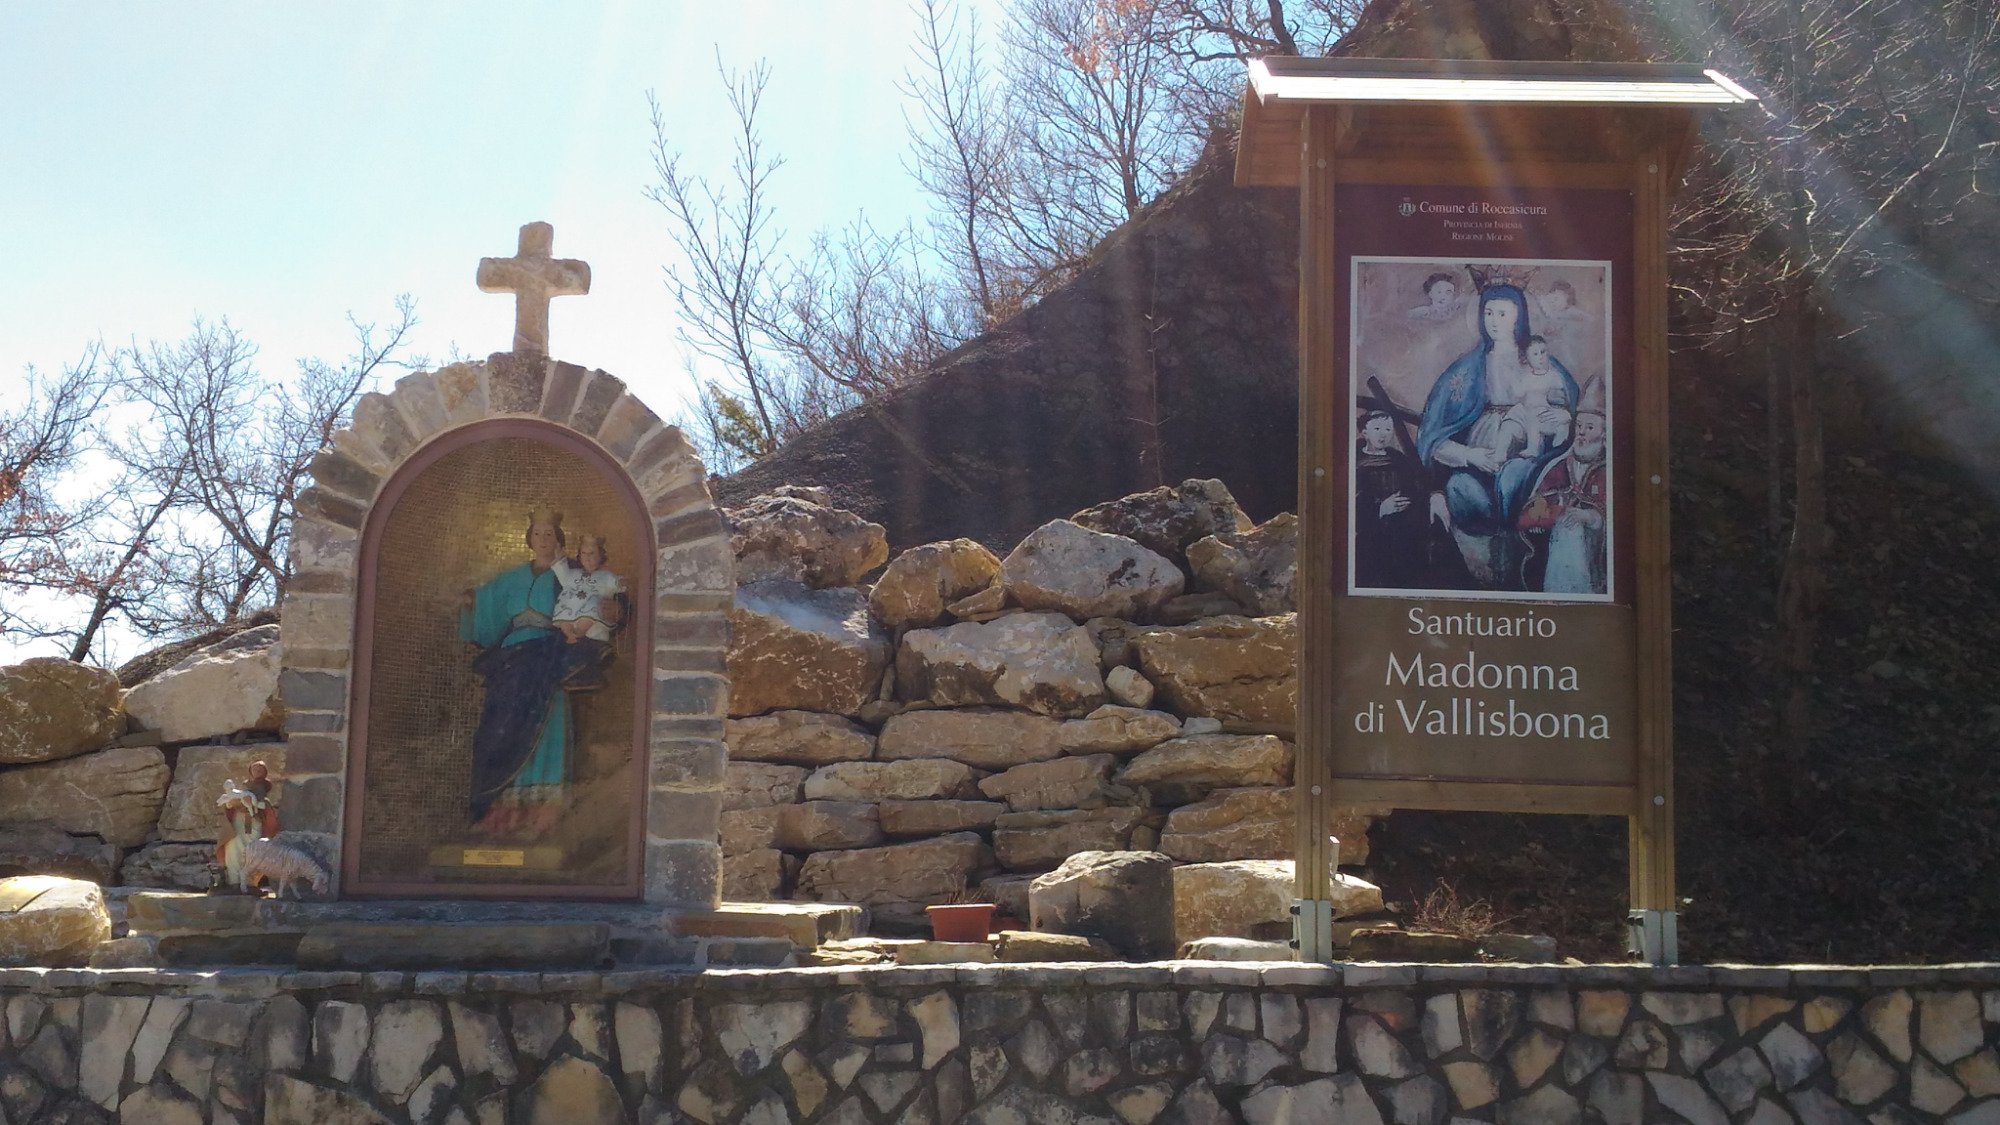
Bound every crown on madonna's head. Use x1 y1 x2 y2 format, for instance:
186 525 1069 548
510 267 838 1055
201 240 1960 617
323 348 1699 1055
1466 263 1540 291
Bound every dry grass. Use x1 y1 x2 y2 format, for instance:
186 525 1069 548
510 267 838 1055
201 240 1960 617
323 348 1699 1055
1410 882 1513 941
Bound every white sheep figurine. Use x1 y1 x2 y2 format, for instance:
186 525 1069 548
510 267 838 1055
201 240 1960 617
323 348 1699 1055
239 838 329 899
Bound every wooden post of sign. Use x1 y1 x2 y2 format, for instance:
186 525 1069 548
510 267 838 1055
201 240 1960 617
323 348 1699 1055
1291 103 1341 962
1626 116 1698 964
1236 60 1751 967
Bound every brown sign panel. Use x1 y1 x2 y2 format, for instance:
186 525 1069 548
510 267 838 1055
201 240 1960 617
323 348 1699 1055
1331 183 1638 793
1334 598 1635 787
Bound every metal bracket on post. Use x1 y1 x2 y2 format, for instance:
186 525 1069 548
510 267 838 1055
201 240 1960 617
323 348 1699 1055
1626 909 1679 966
1292 899 1335 963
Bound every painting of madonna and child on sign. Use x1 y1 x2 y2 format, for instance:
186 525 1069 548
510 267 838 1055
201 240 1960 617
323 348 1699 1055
1349 258 1615 603
349 431 649 895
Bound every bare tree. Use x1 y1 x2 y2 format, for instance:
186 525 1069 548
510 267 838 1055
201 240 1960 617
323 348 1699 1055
119 300 418 635
652 59 966 471
904 0 1029 326
0 347 120 651
648 60 794 467
655 0 1366 472
1 301 417 663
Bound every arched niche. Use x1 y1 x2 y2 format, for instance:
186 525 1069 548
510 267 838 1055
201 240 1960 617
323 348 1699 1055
348 419 656 895
279 354 731 907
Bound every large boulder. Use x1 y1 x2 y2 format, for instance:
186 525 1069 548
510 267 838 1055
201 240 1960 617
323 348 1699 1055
1133 615 1297 733
1069 479 1251 565
122 624 283 743
1173 859 1382 944
877 709 1064 770
978 755 1140 812
0 745 168 847
1000 521 1184 621
120 843 218 891
801 760 980 802
0 822 119 883
870 540 1003 630
0 658 124 766
794 832 993 908
1117 734 1293 804
155 743 287 842
897 612 1106 717
1187 514 1298 616
726 711 875 766
1028 850 1176 959
728 579 891 717
992 808 1158 871
1057 705 1181 755
727 492 888 589
0 876 111 966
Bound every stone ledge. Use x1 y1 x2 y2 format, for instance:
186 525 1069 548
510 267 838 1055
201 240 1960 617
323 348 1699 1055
125 893 680 936
63 927 2000 997
669 902 865 947
5 959 2000 999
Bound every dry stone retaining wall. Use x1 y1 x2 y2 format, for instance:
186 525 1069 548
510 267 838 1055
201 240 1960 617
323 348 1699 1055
0 962 1992 1122
718 481 1382 944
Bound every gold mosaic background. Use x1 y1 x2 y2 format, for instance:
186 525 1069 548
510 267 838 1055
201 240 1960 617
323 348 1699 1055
357 435 643 888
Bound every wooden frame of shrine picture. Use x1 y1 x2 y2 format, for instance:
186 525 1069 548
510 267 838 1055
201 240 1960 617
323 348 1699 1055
1236 58 1754 964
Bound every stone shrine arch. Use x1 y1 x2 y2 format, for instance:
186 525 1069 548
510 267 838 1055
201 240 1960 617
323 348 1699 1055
278 352 731 906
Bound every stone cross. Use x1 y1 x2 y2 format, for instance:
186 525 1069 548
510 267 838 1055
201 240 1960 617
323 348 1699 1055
476 221 591 355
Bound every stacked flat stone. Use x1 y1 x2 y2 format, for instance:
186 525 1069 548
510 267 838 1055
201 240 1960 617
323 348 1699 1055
720 480 1384 943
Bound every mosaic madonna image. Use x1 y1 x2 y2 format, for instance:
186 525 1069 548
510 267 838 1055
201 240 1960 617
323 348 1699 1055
1350 258 1615 602
457 508 625 839
354 432 643 891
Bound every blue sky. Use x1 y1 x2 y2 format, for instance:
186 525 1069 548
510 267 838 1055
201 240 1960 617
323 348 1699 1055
1 2 978 402
0 2 997 662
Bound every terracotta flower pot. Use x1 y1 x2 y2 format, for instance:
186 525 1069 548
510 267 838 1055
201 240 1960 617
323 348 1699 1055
926 903 996 943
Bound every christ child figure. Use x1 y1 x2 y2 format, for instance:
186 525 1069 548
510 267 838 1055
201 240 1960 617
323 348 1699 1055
1497 335 1572 460
551 533 623 689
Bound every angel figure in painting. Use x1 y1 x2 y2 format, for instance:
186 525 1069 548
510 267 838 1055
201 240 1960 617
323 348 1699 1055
1406 272 1465 323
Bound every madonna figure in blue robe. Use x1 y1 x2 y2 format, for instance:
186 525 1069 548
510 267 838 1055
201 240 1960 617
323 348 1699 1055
1414 284 1579 588
457 509 574 838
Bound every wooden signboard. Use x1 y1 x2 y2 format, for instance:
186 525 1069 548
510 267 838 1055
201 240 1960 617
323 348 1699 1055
1237 59 1753 963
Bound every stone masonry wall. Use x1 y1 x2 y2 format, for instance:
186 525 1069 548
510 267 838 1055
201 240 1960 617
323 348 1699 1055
719 481 1371 944
0 962 1994 1123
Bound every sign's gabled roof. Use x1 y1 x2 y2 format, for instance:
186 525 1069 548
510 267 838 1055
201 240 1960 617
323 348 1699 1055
1236 58 1754 187
1250 57 1755 107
